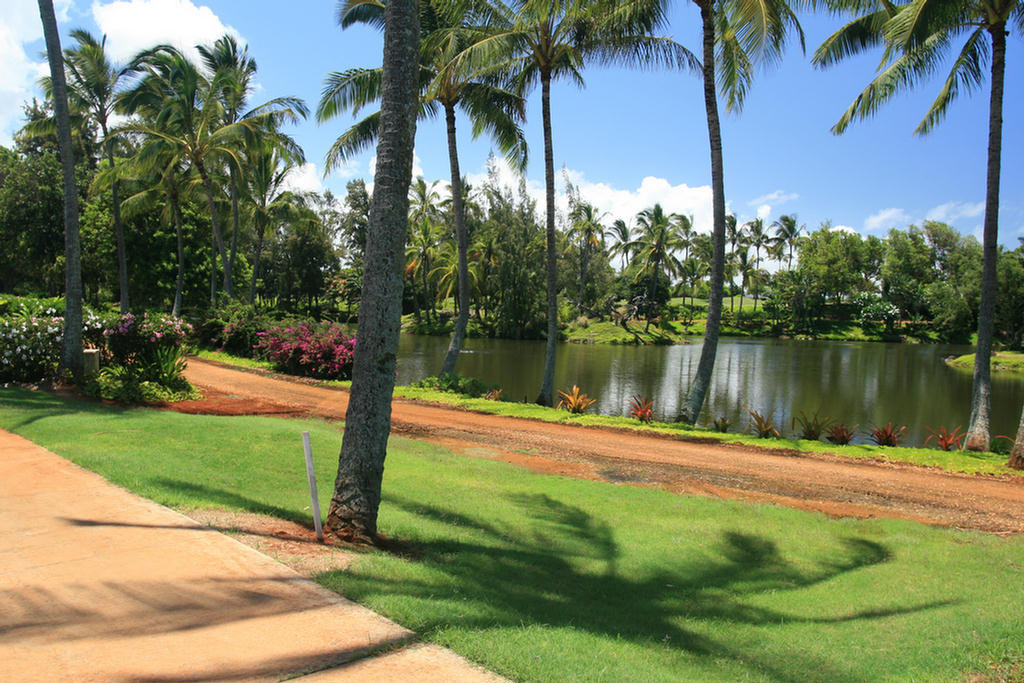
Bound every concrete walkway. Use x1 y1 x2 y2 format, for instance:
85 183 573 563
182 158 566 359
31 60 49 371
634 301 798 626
0 429 508 683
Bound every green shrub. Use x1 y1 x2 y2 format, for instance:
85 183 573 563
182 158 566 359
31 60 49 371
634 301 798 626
0 310 111 383
196 304 281 356
412 372 496 398
85 365 199 403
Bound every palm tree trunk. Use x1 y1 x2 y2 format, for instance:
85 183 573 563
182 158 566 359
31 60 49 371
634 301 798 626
209 229 217 305
965 24 1006 452
102 123 129 314
537 71 558 407
1009 399 1024 469
325 0 419 543
171 189 184 317
248 213 265 306
38 0 83 380
680 0 726 424
441 103 470 375
197 161 232 299
227 167 240 298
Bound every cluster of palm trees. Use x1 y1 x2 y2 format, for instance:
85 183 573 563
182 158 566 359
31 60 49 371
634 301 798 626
35 29 310 318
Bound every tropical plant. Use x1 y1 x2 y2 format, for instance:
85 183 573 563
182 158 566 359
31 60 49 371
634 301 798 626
629 395 654 423
679 0 805 423
772 214 804 270
711 416 732 433
465 0 694 406
626 204 687 329
37 0 83 379
923 425 965 451
557 385 597 414
485 387 503 401
745 407 782 439
325 0 421 543
868 422 909 447
608 218 633 272
813 0 1021 451
567 201 609 313
792 411 834 440
826 422 858 445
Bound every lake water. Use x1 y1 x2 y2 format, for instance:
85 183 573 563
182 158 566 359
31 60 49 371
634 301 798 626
396 335 1024 447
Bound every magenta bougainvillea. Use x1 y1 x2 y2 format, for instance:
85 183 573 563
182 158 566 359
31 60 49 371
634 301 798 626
254 322 356 380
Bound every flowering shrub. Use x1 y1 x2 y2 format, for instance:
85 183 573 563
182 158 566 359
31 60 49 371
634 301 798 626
102 313 193 368
0 311 110 383
254 322 356 380
197 304 281 356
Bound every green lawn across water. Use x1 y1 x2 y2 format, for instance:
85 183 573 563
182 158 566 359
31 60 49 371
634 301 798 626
1 387 1023 683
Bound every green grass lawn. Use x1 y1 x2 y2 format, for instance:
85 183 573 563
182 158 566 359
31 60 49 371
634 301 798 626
1 387 1023 683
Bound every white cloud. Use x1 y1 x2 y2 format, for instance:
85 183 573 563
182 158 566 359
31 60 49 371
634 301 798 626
749 190 798 207
864 207 911 233
831 224 857 234
91 0 242 64
281 162 324 194
756 204 772 220
467 159 715 235
0 0 72 145
925 200 985 224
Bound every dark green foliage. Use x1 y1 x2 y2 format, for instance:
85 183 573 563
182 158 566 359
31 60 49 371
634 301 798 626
197 303 281 356
412 372 497 398
85 364 198 403
711 416 732 432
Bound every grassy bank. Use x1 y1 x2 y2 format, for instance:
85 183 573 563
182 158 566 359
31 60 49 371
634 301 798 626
948 352 1024 373
1 387 1022 683
192 351 1019 478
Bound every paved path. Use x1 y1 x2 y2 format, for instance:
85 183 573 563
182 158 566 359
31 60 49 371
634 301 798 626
0 429 507 683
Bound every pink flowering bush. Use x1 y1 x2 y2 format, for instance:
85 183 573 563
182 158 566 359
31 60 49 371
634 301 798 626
254 322 356 380
102 313 193 369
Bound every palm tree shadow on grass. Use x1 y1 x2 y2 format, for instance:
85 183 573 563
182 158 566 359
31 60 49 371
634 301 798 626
319 492 956 683
0 387 132 431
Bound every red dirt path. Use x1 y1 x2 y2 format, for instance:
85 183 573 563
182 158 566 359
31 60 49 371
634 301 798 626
180 357 1024 534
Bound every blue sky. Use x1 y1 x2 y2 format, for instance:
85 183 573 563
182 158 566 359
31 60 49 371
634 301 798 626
3 0 1021 244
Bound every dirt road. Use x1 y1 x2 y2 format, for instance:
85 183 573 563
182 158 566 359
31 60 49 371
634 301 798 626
181 358 1024 533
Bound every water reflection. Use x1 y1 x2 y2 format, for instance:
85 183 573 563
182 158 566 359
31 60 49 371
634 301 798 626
396 336 1024 447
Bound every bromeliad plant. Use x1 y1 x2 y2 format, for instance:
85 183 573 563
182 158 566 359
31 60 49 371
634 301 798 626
711 416 732 433
744 406 781 439
558 385 597 414
792 411 834 441
923 425 965 451
868 422 909 447
826 422 858 445
629 395 654 423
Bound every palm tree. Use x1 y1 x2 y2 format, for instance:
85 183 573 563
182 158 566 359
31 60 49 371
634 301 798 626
405 215 444 323
198 35 308 298
323 0 528 376
120 47 265 300
677 0 804 424
627 204 686 331
680 255 709 308
734 248 754 319
725 213 742 311
744 217 770 310
44 31 132 313
813 0 1020 451
245 143 304 305
567 201 608 312
772 213 803 269
608 218 632 272
325 0 421 543
468 0 696 405
37 0 82 379
673 213 695 260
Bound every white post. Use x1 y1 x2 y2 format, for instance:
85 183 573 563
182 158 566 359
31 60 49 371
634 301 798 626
302 431 324 543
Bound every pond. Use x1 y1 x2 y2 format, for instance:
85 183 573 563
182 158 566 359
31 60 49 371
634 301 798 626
396 335 1024 448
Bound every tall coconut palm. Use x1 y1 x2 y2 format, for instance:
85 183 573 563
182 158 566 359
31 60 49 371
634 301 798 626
323 0 528 376
673 213 695 260
678 0 804 424
37 0 82 379
627 203 686 331
744 217 770 310
120 47 254 299
36 31 132 312
567 201 609 312
245 143 304 305
772 213 803 269
813 0 1021 451
725 213 742 311
405 215 445 323
608 218 632 272
466 0 696 405
325 0 421 543
198 34 308 298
